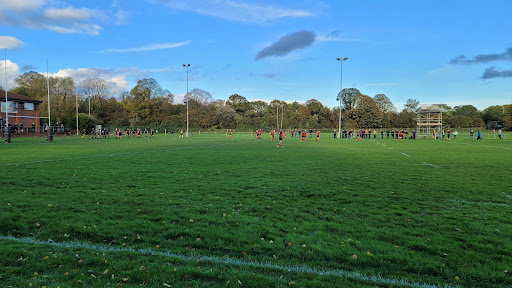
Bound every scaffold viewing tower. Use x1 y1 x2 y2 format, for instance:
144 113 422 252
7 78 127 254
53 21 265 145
416 104 443 139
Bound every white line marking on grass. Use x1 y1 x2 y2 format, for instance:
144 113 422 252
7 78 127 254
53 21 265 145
1 141 253 167
401 152 410 157
0 236 451 288
422 162 440 169
449 199 510 207
502 192 512 200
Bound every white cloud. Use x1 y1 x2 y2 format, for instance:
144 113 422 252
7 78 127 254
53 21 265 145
104 41 191 53
44 7 96 20
51 67 149 95
45 24 103 35
1 58 154 96
0 59 20 89
0 1 119 35
150 0 312 23
174 92 187 104
0 0 45 11
0 36 24 49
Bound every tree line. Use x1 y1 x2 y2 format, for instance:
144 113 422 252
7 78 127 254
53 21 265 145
7 71 512 131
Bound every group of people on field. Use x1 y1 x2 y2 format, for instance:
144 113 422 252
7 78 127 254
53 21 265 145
82 127 155 139
255 129 321 147
82 127 109 139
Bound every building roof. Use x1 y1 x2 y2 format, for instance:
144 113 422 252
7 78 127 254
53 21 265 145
0 90 43 103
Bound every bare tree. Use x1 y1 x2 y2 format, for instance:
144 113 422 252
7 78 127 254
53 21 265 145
80 78 110 116
404 98 420 113
190 88 213 104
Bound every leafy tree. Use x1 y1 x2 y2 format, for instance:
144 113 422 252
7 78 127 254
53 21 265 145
130 78 172 102
126 78 173 125
250 101 268 116
13 71 48 100
502 104 512 130
482 105 504 125
392 111 416 128
449 115 470 128
346 95 382 128
374 94 396 113
214 105 236 128
95 97 129 126
338 88 361 110
50 76 76 126
453 105 481 118
226 94 251 114
305 99 323 116
71 113 96 132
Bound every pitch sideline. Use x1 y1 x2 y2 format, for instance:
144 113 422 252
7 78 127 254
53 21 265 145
0 235 452 288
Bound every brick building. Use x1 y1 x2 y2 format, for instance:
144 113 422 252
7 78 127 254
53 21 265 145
1 90 43 133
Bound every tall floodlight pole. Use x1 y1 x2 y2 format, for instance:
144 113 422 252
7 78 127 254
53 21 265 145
183 64 190 137
4 51 8 135
336 57 348 138
47 60 50 129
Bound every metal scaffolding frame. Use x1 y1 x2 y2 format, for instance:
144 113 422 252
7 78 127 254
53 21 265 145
416 104 443 139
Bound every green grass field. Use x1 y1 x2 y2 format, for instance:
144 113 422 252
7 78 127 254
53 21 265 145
1 132 511 287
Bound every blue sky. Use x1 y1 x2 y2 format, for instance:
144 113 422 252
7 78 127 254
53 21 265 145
1 0 511 110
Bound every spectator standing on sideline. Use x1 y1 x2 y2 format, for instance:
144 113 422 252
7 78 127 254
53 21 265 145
470 129 474 139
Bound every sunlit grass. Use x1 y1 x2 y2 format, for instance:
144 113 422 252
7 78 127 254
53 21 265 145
1 133 511 287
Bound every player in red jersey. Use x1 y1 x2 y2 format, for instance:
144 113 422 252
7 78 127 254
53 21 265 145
277 130 284 148
228 129 233 139
315 130 320 142
271 129 275 141
301 130 308 142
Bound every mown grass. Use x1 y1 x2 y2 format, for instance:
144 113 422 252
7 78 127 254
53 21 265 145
1 132 511 287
